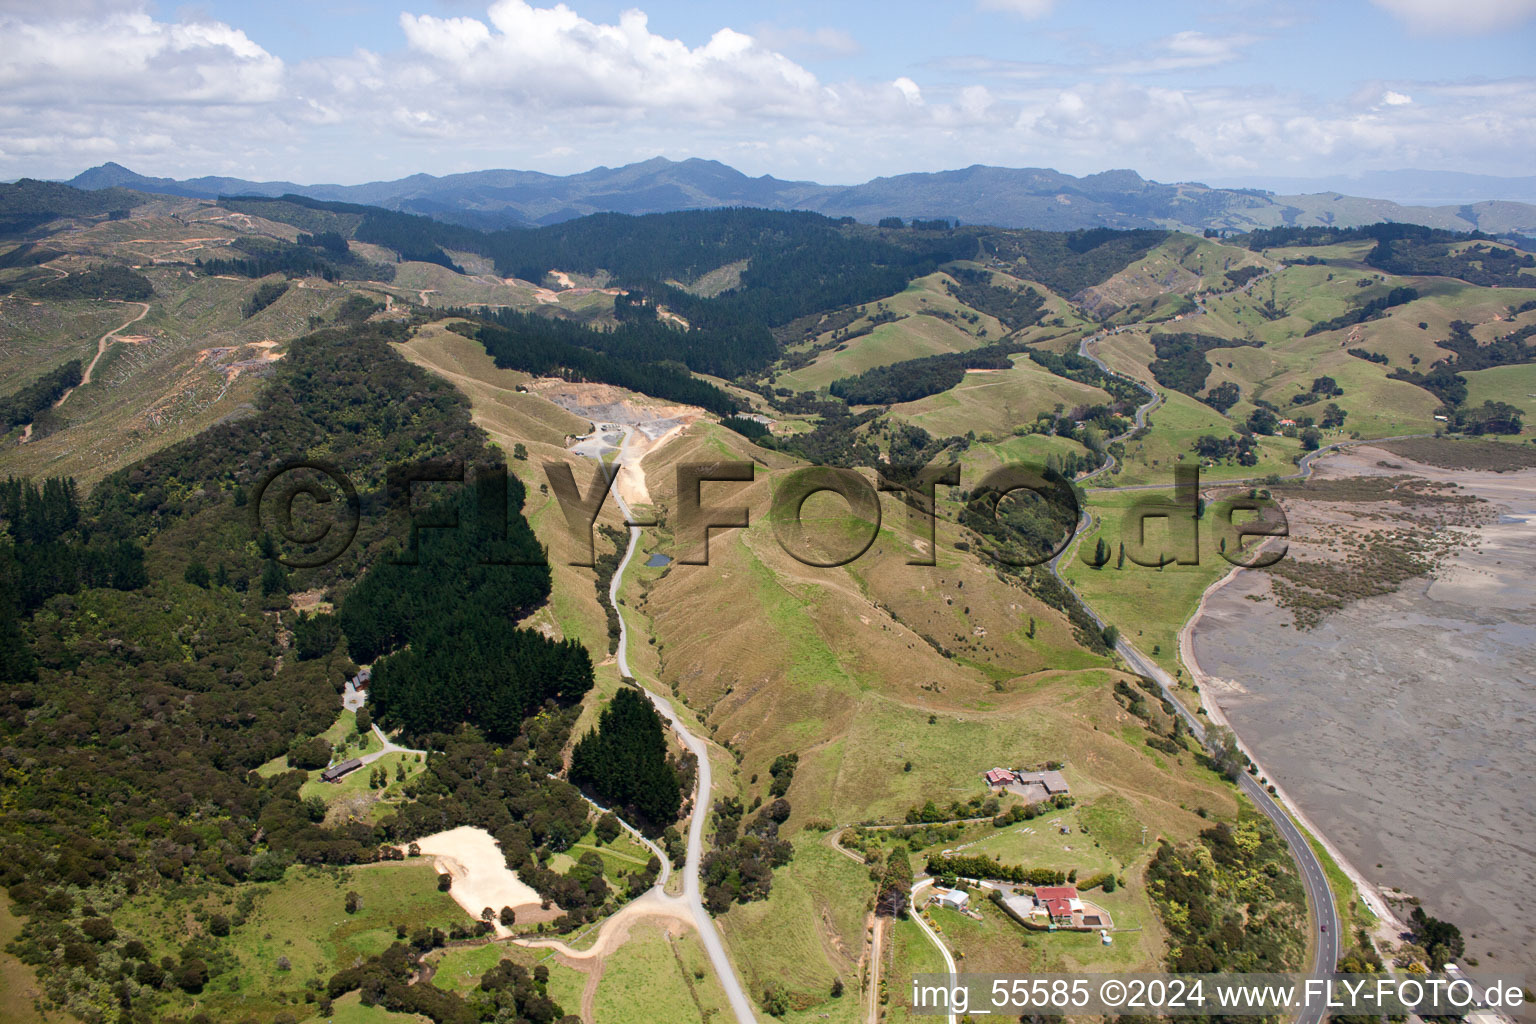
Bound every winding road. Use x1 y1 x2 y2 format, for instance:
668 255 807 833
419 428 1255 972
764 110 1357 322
1049 328 1340 1022
19 300 150 443
908 879 958 1024
605 455 759 1024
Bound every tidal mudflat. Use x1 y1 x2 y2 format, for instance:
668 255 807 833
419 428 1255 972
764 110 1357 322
1191 448 1536 970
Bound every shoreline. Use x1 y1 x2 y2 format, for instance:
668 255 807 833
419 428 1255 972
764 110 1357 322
1179 445 1536 974
1176 559 1408 944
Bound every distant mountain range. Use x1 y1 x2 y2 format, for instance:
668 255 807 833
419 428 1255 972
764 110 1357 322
64 158 1536 236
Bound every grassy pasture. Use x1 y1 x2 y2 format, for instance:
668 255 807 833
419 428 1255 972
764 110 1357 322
590 919 733 1024
887 353 1112 438
1061 486 1235 682
775 273 1003 393
108 862 468 1021
1464 363 1536 434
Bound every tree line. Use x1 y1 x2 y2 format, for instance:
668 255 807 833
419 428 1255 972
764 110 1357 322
0 359 81 430
568 687 683 830
28 263 153 301
450 315 742 417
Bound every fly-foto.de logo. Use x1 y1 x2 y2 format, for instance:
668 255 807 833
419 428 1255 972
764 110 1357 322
253 459 1287 571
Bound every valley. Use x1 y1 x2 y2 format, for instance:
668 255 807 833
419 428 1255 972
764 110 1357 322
0 180 1531 1024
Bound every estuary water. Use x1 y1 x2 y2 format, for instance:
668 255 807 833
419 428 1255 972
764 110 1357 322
1190 453 1536 972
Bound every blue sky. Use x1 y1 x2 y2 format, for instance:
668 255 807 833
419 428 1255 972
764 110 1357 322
2 0 1533 185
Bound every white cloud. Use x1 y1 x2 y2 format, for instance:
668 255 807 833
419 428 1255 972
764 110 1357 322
977 0 1056 19
397 1 827 119
0 9 284 104
0 0 1530 187
1370 0 1536 33
1098 31 1256 74
892 77 924 105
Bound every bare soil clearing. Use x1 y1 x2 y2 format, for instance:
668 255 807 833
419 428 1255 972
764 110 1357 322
408 827 543 938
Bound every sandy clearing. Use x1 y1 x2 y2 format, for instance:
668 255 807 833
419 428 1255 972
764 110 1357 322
407 826 542 937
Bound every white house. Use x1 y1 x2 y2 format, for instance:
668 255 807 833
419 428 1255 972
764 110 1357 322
932 888 970 911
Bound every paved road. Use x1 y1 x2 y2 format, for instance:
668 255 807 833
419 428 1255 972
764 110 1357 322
1047 345 1340 1021
607 475 759 1024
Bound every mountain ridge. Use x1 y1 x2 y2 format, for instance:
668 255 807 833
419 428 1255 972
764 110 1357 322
61 158 1536 236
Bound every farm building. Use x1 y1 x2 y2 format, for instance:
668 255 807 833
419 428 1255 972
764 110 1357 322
321 757 364 783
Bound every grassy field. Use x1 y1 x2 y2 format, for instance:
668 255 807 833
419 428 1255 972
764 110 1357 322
426 940 588 1017
300 991 429 1023
885 916 948 1022
1081 235 1267 316
108 861 470 1020
888 353 1112 438
775 273 1003 393
716 835 870 1023
1061 487 1235 682
546 825 657 887
254 708 381 777
0 897 58 1024
589 920 733 1024
1125 391 1300 487
1464 363 1536 435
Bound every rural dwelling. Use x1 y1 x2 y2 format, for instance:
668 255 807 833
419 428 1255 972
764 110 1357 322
932 888 970 911
1033 885 1084 922
983 767 1016 787
1008 769 1070 803
321 757 363 783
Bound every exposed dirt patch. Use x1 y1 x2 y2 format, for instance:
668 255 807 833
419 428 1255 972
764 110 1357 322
407 826 544 937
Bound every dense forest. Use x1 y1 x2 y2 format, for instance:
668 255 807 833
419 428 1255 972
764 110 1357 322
978 227 1168 297
1147 332 1260 399
829 345 1015 405
0 359 82 430
568 687 683 830
0 242 63 270
942 268 1048 330
222 197 975 366
450 315 742 416
240 279 288 318
1241 221 1480 252
0 475 147 612
0 318 617 1021
28 263 154 300
0 178 146 235
339 475 593 742
1366 238 1535 287
1145 815 1305 972
195 235 395 282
